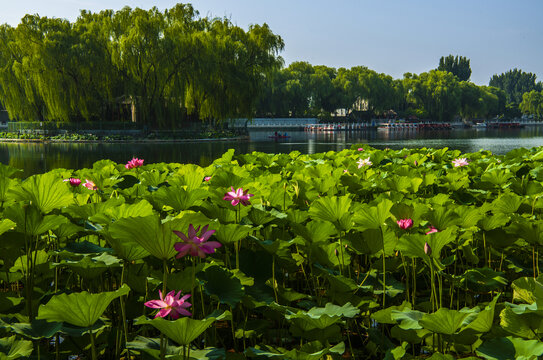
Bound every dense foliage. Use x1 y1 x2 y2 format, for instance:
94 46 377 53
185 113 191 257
520 90 543 119
0 4 284 127
437 55 472 82
1 147 543 359
489 69 543 105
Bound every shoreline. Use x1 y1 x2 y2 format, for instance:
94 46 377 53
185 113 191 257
0 135 250 144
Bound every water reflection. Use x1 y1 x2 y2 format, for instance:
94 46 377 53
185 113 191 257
2 127 543 177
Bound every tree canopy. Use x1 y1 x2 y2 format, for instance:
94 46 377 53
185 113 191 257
437 55 472 81
0 4 284 127
489 68 542 104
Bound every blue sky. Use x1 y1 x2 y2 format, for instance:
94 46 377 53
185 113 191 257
2 0 542 85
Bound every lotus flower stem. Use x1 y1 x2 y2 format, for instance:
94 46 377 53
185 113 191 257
119 263 131 360
380 227 386 308
90 331 98 360
160 259 169 360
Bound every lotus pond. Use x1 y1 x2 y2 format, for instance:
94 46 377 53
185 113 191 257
1 146 543 360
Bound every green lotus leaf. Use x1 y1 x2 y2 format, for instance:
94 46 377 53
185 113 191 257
512 276 543 304
292 220 337 245
390 309 425 330
0 295 23 313
499 306 541 339
0 335 33 359
63 240 113 254
88 199 154 224
101 229 150 262
507 218 543 246
0 219 15 236
461 267 508 292
9 319 63 340
286 341 345 360
285 302 359 331
419 308 470 335
383 344 407 360
213 223 251 245
478 213 510 232
11 250 49 275
0 164 20 204
109 215 178 260
52 222 83 240
9 173 74 214
425 227 457 260
151 186 208 212
352 199 393 230
135 315 216 346
309 195 353 231
458 295 499 335
426 353 455 360
203 265 244 307
372 301 412 325
126 335 183 358
476 336 543 360
4 204 69 236
423 206 459 230
36 284 130 327
481 168 513 187
455 206 483 229
63 198 125 221
492 193 524 215
53 254 120 279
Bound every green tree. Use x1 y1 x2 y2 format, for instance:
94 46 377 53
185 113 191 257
438 55 471 81
489 68 542 104
520 90 543 119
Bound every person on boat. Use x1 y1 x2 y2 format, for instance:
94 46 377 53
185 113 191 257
274 131 278 137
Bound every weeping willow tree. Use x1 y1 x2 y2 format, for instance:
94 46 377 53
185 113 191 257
0 3 284 127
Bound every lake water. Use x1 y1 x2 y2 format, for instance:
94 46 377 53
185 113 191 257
3 127 543 177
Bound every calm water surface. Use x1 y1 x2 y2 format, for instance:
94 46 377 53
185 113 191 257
3 127 543 177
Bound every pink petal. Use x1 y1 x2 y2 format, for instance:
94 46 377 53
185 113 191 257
180 294 191 302
178 308 192 317
173 230 189 242
231 199 240 206
155 308 171 318
145 300 168 309
200 229 216 242
200 242 222 253
188 224 197 239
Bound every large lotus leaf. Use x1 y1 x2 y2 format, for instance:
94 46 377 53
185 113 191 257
459 295 499 334
89 199 154 224
309 196 353 231
461 267 508 292
372 302 412 325
476 336 543 360
8 319 63 340
101 230 149 261
0 295 23 313
151 186 207 212
285 303 358 331
10 250 49 275
423 206 459 230
419 308 469 335
213 223 251 245
0 336 33 359
4 204 69 236
292 221 337 245
478 213 510 232
135 314 220 346
126 336 183 358
507 218 543 246
0 164 20 204
53 254 120 279
352 199 393 230
499 306 542 339
390 309 425 330
63 240 112 255
10 173 74 214
396 233 426 260
52 222 83 240
492 193 524 214
455 206 483 229
512 276 543 304
0 219 15 236
36 284 130 327
203 265 244 307
109 215 178 260
349 227 397 256
426 353 456 360
63 198 125 221
283 341 345 360
425 227 457 260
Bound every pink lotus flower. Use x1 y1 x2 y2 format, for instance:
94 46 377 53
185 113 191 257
144 290 192 319
64 178 81 187
357 157 372 168
204 176 212 182
125 157 144 169
424 242 432 256
83 179 97 191
223 187 254 206
173 224 221 259
452 158 469 167
343 169 348 173
357 147 364 151
426 225 439 235
397 218 413 230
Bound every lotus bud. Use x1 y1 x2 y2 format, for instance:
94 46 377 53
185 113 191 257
414 160 418 166
334 249 339 257
424 241 432 256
